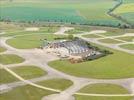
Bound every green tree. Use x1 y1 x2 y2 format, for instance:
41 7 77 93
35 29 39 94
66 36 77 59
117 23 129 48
68 34 74 40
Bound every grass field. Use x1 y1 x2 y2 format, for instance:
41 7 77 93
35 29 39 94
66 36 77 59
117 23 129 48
7 34 66 49
0 54 25 65
66 30 83 34
0 22 24 33
49 43 134 79
10 66 47 80
120 44 134 50
0 0 124 26
0 79 73 100
82 34 101 38
0 69 19 84
0 47 6 53
0 66 46 84
0 0 134 99
116 36 134 42
65 26 92 34
98 38 122 44
37 79 73 91
75 83 132 100
100 32 124 36
0 22 59 35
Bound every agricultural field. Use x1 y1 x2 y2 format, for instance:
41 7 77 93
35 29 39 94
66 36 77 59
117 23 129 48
0 0 126 26
113 0 134 25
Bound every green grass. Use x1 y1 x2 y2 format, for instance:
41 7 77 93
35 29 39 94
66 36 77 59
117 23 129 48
0 54 25 65
0 66 47 84
120 12 134 24
114 3 134 14
98 38 122 44
66 30 83 34
1 28 59 38
65 26 91 34
0 79 73 100
1 7 86 23
2 31 40 37
0 69 19 84
123 0 134 4
83 34 101 38
113 2 134 24
49 43 134 79
0 22 24 33
0 22 59 36
7 34 66 49
2 30 57 37
39 26 59 33
0 47 6 53
116 36 134 42
75 83 133 100
0 0 124 26
100 32 124 36
120 44 134 50
71 26 91 32
37 79 73 91
10 66 47 80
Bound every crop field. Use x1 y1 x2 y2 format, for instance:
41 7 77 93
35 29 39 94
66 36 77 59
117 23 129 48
0 0 125 26
113 0 134 25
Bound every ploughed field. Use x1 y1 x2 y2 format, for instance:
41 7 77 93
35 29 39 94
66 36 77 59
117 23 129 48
1 0 132 26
